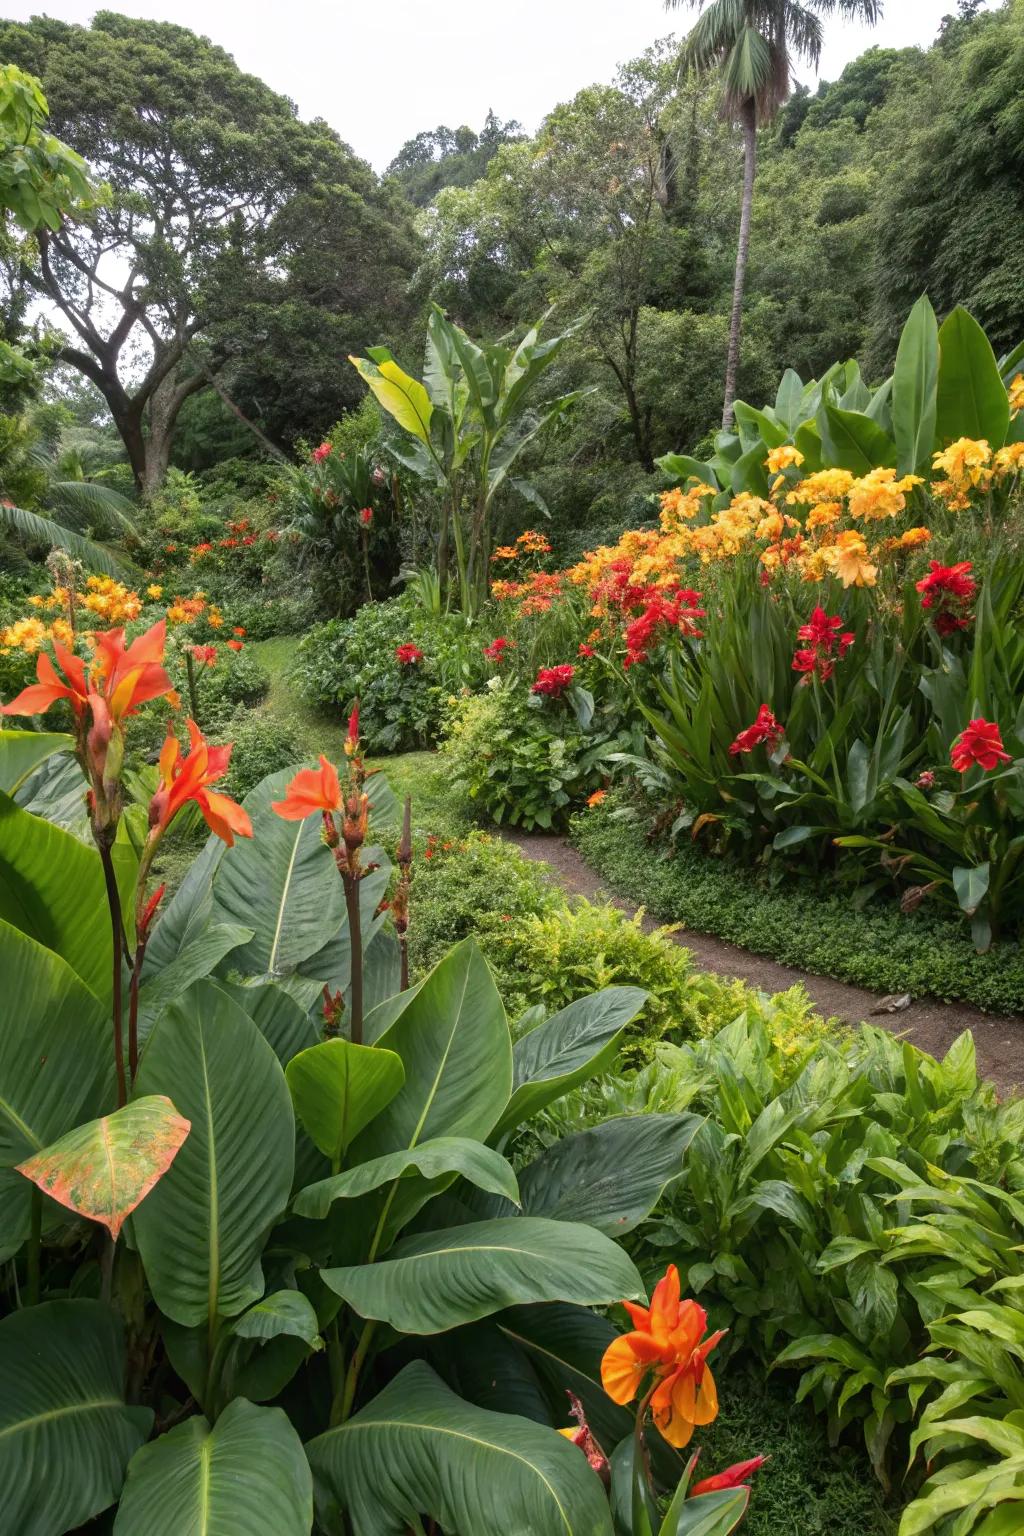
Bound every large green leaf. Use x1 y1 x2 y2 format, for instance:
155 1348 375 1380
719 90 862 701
230 1290 323 1349
135 923 253 1044
350 354 433 443
936 306 1011 449
655 452 720 490
210 768 346 978
132 981 294 1326
518 1113 700 1235
492 987 647 1141
216 979 318 1066
322 1216 642 1333
286 1038 404 1166
0 1299 151 1536
0 918 113 1256
355 938 512 1159
0 730 73 794
818 405 896 474
113 1398 312 1536
17 1095 190 1240
0 789 120 1000
893 294 939 474
306 1360 614 1536
293 1137 519 1220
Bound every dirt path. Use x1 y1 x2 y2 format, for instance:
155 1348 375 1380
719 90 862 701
501 829 1024 1094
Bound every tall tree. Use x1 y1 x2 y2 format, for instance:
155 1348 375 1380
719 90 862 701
0 13 417 495
665 0 882 427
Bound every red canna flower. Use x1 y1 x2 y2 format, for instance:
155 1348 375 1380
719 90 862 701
358 507 373 527
271 755 342 819
690 1456 765 1497
601 1264 725 1449
578 642 596 657
532 664 576 697
149 721 252 846
233 626 247 637
395 643 423 665
191 644 217 667
729 705 785 756
484 636 513 661
950 718 1012 773
312 442 332 462
916 561 976 636
792 607 854 683
226 639 244 652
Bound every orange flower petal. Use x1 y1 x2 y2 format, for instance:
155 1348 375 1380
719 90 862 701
600 1332 661 1405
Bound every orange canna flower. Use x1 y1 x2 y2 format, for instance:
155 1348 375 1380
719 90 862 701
1 636 90 720
271 755 342 819
601 1264 725 1448
149 720 252 846
90 621 173 725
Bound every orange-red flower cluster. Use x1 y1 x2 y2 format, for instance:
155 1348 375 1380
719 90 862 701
483 636 514 662
395 642 423 665
916 560 976 636
601 1264 724 1448
532 664 575 698
150 721 252 846
729 705 785 757
950 718 1011 774
623 588 705 668
792 607 854 683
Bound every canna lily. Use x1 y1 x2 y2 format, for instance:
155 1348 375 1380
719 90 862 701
272 755 342 819
90 622 173 725
149 721 252 846
690 1456 765 1497
601 1264 725 1448
950 719 1012 774
1 635 90 720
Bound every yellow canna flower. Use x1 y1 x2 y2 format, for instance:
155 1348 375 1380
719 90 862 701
848 468 923 522
147 583 163 599
821 530 877 588
993 441 1024 476
1008 373 1024 419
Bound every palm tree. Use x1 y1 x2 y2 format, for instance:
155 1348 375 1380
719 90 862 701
665 0 883 427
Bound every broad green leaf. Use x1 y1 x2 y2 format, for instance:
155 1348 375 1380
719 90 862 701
350 354 433 443
664 1488 750 1535
285 1038 404 1166
210 768 346 978
322 1216 642 1334
132 981 294 1326
134 923 253 1043
355 938 512 1159
899 1460 1024 1535
0 789 122 1001
655 452 720 490
936 306 1011 449
492 987 647 1141
216 979 318 1066
518 1114 700 1235
818 405 896 474
0 919 113 1255
306 1360 614 1536
113 1398 312 1536
893 294 939 474
775 369 805 430
952 862 990 917
293 1136 519 1219
0 1299 151 1536
733 400 787 449
141 831 224 973
17 1095 190 1239
0 729 72 794
231 1290 323 1349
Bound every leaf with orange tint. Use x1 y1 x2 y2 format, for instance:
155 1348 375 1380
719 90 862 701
16 1095 190 1239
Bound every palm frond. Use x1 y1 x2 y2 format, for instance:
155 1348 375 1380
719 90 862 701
0 502 138 578
784 2 826 66
47 480 140 537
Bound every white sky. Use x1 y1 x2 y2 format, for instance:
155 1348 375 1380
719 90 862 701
2 0 992 170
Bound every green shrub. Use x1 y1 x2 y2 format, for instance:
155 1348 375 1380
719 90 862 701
573 797 1024 1014
220 708 305 800
440 682 608 831
292 594 482 752
194 648 270 730
224 593 314 639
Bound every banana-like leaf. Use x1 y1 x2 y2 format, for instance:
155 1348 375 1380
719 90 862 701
936 306 1011 449
322 1216 643 1334
134 924 253 1044
0 918 113 1256
517 1113 701 1236
0 500 136 577
349 353 433 443
0 1299 151 1536
113 1398 312 1536
492 986 647 1142
230 1290 323 1349
216 979 318 1066
293 1137 519 1220
285 1038 405 1165
210 768 346 977
355 937 512 1160
0 730 72 794
893 294 938 474
817 405 896 474
132 981 294 1326
0 788 132 1002
17 1096 189 1239
306 1360 614 1536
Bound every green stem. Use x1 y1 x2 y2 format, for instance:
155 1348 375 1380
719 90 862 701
26 1187 41 1306
98 840 127 1108
334 1318 376 1426
361 529 373 604
185 650 201 724
342 871 363 1045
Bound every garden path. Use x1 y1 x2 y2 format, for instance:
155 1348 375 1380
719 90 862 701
501 829 1024 1094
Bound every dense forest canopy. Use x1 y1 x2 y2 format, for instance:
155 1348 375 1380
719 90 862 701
0 0 1021 514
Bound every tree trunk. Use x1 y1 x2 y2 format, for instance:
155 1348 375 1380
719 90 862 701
141 371 206 500
722 101 757 431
